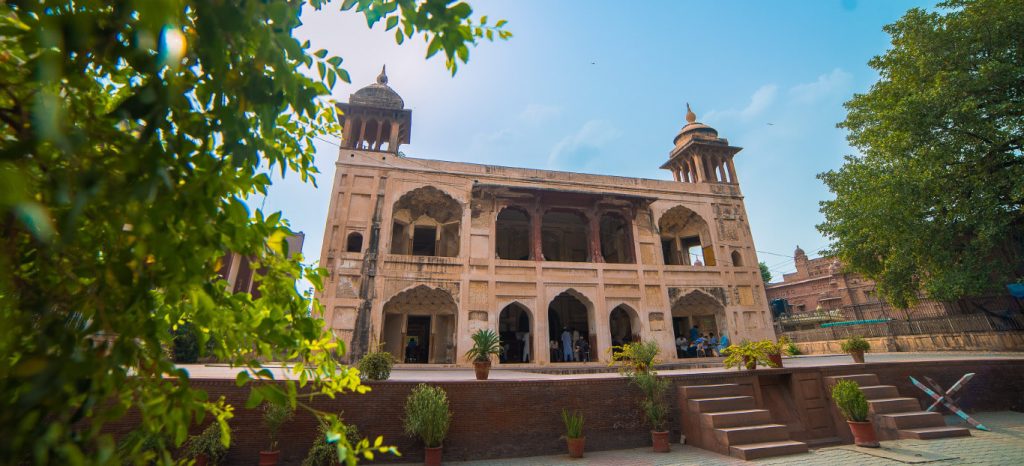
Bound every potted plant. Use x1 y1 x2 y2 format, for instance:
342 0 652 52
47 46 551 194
766 336 793 368
631 370 671 452
302 414 360 466
561 409 585 458
260 401 294 466
722 340 773 370
465 328 502 380
831 380 879 447
358 345 396 381
184 423 230 466
403 384 451 466
841 335 870 363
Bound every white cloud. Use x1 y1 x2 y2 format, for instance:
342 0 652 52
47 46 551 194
788 68 853 104
518 103 562 125
704 84 778 123
547 119 620 169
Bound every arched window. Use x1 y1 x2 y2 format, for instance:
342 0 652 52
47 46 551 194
542 210 589 262
658 205 715 266
346 232 363 253
495 207 531 260
731 250 743 267
600 212 634 264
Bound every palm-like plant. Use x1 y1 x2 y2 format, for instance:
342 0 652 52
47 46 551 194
464 329 502 363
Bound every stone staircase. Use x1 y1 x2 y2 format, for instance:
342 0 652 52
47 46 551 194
679 383 809 460
823 374 971 441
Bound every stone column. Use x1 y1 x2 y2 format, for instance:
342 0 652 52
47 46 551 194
357 121 367 150
588 210 604 263
672 168 680 182
694 154 706 182
726 158 738 184
531 205 543 261
374 120 384 150
388 120 400 152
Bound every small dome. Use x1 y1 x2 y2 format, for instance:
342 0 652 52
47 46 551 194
795 245 806 257
673 103 718 144
350 66 404 110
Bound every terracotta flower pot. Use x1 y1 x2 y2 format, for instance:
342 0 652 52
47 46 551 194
847 420 880 447
424 446 443 466
651 430 670 453
258 450 280 466
473 360 491 380
742 356 756 370
768 353 783 368
849 349 865 363
566 436 585 458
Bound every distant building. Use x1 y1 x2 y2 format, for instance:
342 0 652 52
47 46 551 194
218 232 305 298
766 246 948 328
316 68 776 366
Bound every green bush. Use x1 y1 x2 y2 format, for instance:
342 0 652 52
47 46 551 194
561 409 584 439
184 423 230 465
786 342 802 356
831 380 869 422
262 401 294 451
403 384 451 448
172 322 199 363
840 336 871 353
358 350 396 381
609 340 660 375
631 371 669 431
302 415 359 466
722 340 774 369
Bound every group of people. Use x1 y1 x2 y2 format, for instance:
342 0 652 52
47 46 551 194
550 327 591 362
675 324 728 358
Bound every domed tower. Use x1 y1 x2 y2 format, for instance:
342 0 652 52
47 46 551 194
337 66 412 153
660 104 741 184
794 245 809 276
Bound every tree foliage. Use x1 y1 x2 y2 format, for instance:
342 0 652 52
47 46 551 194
818 0 1024 308
759 261 772 284
0 0 508 464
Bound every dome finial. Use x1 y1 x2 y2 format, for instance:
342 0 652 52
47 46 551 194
685 102 697 124
377 65 388 85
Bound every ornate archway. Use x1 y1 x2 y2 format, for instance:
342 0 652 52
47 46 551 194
498 302 532 363
670 289 725 357
547 289 595 362
381 285 457 364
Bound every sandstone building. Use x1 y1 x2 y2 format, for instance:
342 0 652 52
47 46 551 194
318 69 775 365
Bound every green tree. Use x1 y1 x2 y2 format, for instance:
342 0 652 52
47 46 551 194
818 0 1024 308
0 1 508 464
759 262 773 284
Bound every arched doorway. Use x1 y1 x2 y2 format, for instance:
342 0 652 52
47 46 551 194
671 290 725 358
658 205 714 266
498 303 532 363
547 290 594 362
380 285 457 364
609 304 640 348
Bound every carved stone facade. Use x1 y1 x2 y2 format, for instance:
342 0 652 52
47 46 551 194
317 76 775 366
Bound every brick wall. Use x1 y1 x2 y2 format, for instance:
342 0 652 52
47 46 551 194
105 359 1024 465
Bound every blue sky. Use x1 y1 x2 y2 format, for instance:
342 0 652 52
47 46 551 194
261 0 936 280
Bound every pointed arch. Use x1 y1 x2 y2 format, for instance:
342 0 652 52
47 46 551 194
498 301 533 363
657 205 714 266
381 284 458 364
608 303 642 347
390 186 463 257
547 289 596 363
670 289 726 358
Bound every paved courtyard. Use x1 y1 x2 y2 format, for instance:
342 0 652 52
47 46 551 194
429 411 1024 466
178 351 1024 381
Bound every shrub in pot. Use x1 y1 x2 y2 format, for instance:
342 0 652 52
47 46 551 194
403 384 451 466
184 422 230 466
841 336 870 363
464 329 502 380
301 414 359 466
765 336 795 368
831 380 879 447
358 346 396 381
260 401 294 466
722 340 773 370
631 370 671 452
561 409 585 458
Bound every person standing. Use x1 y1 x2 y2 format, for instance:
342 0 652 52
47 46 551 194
521 331 531 362
561 327 574 362
709 333 719 356
689 323 700 342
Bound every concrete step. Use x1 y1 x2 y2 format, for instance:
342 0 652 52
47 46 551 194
860 384 900 400
897 426 972 440
701 409 772 428
869 397 921 414
878 411 946 430
680 383 752 399
715 423 789 446
825 373 880 387
729 440 809 460
688 395 756 413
